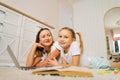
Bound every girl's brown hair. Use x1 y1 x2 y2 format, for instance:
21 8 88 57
76 32 84 54
59 27 84 54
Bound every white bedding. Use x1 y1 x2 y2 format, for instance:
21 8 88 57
0 66 120 80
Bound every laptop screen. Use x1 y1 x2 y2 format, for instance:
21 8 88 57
7 45 21 68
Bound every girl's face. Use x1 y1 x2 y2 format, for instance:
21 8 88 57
58 29 75 49
39 30 53 47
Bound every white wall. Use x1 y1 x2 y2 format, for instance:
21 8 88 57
1 0 120 60
59 0 73 28
73 0 120 58
0 0 59 28
0 0 73 40
55 0 73 40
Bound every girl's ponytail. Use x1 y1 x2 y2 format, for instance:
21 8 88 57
76 32 84 54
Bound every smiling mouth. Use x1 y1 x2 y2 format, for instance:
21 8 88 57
45 40 52 44
59 42 65 46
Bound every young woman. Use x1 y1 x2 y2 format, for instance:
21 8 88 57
26 28 56 67
46 27 83 67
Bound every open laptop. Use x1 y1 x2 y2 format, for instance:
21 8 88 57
7 45 36 70
7 45 64 71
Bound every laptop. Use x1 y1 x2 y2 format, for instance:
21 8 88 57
7 45 36 70
7 45 64 71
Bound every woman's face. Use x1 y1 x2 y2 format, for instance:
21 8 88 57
39 30 53 47
58 29 74 49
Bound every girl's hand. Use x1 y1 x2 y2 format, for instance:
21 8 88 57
61 57 67 64
47 57 59 66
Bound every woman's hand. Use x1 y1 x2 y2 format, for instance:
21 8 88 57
33 42 43 49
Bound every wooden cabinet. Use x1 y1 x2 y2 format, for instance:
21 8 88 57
0 5 46 66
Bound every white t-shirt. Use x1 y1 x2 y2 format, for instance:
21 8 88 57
40 53 48 62
52 41 80 64
41 45 56 62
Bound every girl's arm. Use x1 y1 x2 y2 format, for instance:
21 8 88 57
45 48 60 61
61 55 80 67
47 55 80 67
69 55 80 66
33 49 60 67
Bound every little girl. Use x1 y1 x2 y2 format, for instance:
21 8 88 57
47 27 83 67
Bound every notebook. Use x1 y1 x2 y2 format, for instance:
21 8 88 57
7 45 36 70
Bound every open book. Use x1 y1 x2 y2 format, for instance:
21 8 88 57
32 66 64 72
32 66 93 77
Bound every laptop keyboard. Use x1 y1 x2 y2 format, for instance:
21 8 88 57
20 66 36 70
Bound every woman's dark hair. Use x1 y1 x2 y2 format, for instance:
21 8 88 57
36 28 53 42
35 28 53 56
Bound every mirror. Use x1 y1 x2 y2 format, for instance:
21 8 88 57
104 7 120 57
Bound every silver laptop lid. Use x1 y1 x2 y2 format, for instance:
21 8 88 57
7 45 21 69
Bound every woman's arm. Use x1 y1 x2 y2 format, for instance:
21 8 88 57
26 43 38 67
